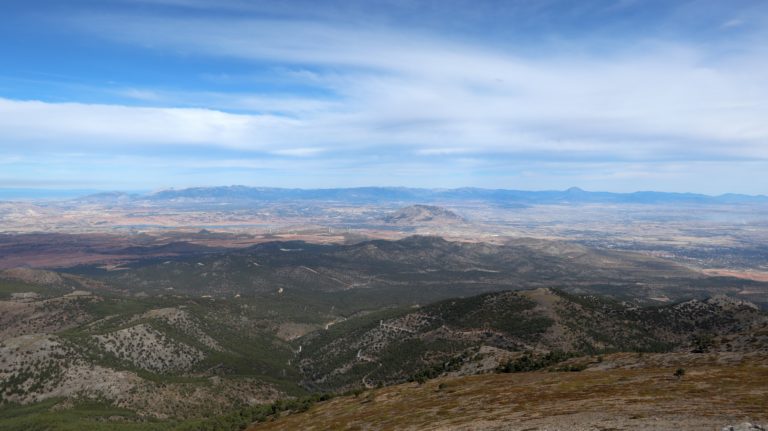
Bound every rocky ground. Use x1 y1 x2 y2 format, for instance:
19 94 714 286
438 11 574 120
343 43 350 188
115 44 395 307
249 351 768 431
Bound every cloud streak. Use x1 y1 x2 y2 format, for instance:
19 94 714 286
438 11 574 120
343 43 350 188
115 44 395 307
0 98 298 150
1 0 767 192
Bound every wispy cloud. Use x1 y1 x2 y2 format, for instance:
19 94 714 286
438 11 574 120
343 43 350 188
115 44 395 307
6 23 767 160
1 0 767 192
0 98 299 150
721 19 745 29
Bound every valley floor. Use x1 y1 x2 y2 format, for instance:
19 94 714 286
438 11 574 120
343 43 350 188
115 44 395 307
248 352 768 431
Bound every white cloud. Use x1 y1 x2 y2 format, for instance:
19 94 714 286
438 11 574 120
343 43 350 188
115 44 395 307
270 147 326 157
2 9 768 194
114 88 163 101
0 98 300 150
45 14 766 160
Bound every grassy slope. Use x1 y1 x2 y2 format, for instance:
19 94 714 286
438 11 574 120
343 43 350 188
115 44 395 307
0 279 68 300
0 399 175 431
248 352 768 431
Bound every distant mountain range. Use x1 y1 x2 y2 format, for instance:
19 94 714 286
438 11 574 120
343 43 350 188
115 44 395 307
69 185 768 206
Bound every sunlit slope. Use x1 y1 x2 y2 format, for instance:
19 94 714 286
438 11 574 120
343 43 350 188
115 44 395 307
250 352 768 431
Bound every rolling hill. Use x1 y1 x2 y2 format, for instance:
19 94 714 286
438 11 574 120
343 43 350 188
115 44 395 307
2 264 765 428
296 288 767 391
66 236 768 308
2 235 767 430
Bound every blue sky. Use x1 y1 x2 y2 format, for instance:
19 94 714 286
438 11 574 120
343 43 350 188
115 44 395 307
1 0 767 194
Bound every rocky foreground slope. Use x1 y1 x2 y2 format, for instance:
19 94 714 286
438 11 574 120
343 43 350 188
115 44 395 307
250 350 768 431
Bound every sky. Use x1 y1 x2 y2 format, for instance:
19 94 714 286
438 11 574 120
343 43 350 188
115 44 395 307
1 0 767 194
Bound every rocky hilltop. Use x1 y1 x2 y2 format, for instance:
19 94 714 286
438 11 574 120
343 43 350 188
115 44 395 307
382 205 465 225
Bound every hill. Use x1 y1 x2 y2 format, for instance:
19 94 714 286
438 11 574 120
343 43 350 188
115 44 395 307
0 273 765 429
0 282 297 420
67 236 768 308
296 288 767 391
2 235 767 429
381 204 465 225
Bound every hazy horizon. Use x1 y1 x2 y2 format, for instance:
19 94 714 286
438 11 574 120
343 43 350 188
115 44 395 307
1 184 767 202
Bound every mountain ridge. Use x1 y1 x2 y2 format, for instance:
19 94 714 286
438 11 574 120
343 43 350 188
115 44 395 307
65 185 768 205
61 235 768 308
296 287 767 391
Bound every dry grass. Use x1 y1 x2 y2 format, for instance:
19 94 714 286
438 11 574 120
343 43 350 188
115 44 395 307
249 353 768 431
